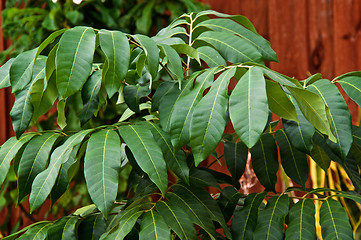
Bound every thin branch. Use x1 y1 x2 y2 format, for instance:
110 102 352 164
19 204 37 222
159 61 175 81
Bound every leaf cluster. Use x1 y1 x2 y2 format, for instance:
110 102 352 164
1 10 361 239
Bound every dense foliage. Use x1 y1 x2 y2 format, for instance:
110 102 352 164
1 10 361 239
0 0 206 63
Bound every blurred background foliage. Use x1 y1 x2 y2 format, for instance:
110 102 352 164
0 0 207 236
0 0 207 64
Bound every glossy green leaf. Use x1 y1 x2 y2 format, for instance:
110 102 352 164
36 29 66 58
189 168 220 190
265 80 298 122
250 133 278 191
218 186 243 222
78 214 106 240
10 57 46 137
261 66 300 87
287 86 336 142
50 144 80 204
1 221 52 240
118 103 151 122
100 208 143 240
0 58 14 88
310 142 331 171
196 31 263 64
30 73 57 122
79 70 102 125
118 124 168 195
152 26 187 44
159 44 183 83
336 73 361 107
84 129 121 217
151 81 177 112
46 216 79 240
57 99 67 129
139 210 170 240
0 134 36 186
282 96 315 154
170 68 217 150
45 44 58 82
17 132 60 202
171 43 200 63
171 184 231 239
56 26 96 98
145 121 189 184
197 46 226 68
308 79 352 159
17 222 52 240
123 84 151 113
320 198 353 240
232 192 266 240
167 189 217 240
156 200 197 240
230 67 268 148
10 48 37 92
99 30 130 98
159 73 196 131
195 10 258 33
197 18 278 62
275 129 308 187
224 141 248 185
302 73 322 87
253 195 289 240
29 130 92 212
132 34 159 82
190 67 235 165
136 54 146 77
285 199 316 240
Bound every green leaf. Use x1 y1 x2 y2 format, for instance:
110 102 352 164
156 200 197 240
123 84 151 113
118 124 168 196
10 48 37 92
57 99 67 129
17 132 60 202
195 10 258 33
0 58 14 88
118 103 151 122
159 73 197 131
29 130 92 212
17 222 52 240
232 192 266 240
308 79 352 159
10 57 47 137
45 44 58 82
100 207 143 240
253 195 289 240
286 86 336 142
46 216 79 240
56 26 96 98
196 31 263 64
136 54 146 77
190 67 235 165
30 72 57 122
159 44 183 83
171 43 200 63
99 30 130 98
189 168 220 190
265 80 298 122
79 70 102 125
229 67 268 148
224 141 248 185
302 73 323 87
310 142 331 171
275 129 308 187
145 121 189 184
218 186 243 222
1 221 52 240
167 189 217 240
171 184 231 239
84 129 121 217
36 29 66 58
0 134 36 186
197 46 226 68
151 81 177 111
336 73 361 107
285 199 316 240
282 96 315 154
250 133 278 191
320 198 353 240
170 68 217 150
197 18 278 62
132 35 159 83
139 210 171 240
78 214 106 240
